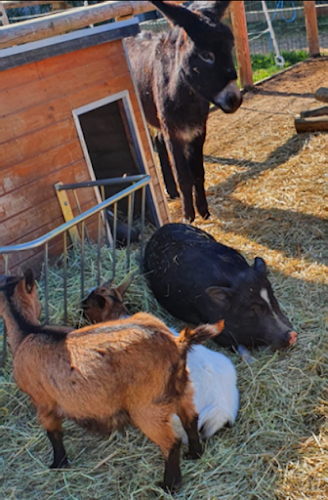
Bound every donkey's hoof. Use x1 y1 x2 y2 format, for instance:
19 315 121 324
183 210 196 223
167 190 180 200
201 210 211 220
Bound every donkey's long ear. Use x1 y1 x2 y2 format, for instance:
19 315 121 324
209 1 231 20
150 1 205 34
192 1 231 21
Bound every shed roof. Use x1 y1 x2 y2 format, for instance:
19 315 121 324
0 17 139 71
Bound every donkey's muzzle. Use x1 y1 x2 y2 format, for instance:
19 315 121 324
214 80 242 114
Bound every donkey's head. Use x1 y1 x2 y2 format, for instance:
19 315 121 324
151 0 242 113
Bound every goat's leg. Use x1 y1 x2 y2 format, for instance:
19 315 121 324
188 134 210 219
47 430 69 468
131 407 182 491
38 408 68 468
163 438 182 491
177 390 203 459
155 132 180 199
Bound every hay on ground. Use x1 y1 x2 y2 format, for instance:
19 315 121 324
1 58 328 500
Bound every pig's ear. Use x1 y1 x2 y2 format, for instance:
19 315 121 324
206 286 233 309
253 257 267 276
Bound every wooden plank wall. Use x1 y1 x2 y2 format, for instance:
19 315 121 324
0 38 169 274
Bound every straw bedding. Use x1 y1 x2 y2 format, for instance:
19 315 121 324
1 59 327 499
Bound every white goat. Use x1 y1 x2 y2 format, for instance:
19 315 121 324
169 328 239 444
81 281 239 444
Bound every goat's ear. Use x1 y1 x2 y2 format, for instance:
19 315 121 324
102 277 114 289
82 293 106 312
94 294 107 310
24 269 35 293
116 273 135 297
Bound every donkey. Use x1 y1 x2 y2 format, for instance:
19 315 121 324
126 1 242 222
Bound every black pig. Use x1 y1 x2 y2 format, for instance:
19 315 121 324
144 223 297 350
107 210 140 247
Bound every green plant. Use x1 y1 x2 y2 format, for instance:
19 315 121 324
250 50 308 83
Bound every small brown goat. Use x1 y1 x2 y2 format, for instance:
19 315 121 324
0 271 224 491
81 274 133 324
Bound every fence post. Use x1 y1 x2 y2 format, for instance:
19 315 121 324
303 1 320 57
229 1 253 90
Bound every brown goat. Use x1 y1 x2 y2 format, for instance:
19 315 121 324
81 274 134 324
0 271 224 491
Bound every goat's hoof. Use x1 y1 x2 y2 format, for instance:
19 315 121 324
50 456 69 469
184 442 203 460
157 478 181 492
184 450 202 460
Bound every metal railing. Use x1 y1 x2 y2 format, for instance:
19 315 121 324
0 174 151 364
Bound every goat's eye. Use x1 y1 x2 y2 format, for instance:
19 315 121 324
198 51 215 64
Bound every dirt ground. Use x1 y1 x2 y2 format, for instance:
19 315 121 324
168 57 327 283
165 57 328 499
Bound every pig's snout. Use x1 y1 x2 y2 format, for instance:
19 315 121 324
288 331 297 346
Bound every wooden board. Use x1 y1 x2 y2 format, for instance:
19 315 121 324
300 106 328 118
0 36 169 266
0 53 129 117
0 160 89 227
294 115 328 133
0 119 78 172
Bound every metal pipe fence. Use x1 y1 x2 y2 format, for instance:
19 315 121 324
0 174 150 365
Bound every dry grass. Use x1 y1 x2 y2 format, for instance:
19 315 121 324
1 58 328 499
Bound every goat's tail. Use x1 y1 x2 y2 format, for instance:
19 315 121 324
176 320 224 355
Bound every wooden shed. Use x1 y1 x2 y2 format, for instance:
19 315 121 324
0 17 170 271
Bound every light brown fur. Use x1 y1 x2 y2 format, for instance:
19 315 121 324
81 275 133 324
0 272 223 490
14 316 196 456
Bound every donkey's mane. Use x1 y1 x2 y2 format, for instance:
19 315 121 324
127 0 241 222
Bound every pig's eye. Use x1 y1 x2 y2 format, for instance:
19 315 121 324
250 304 264 315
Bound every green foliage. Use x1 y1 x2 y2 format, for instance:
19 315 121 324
250 50 308 83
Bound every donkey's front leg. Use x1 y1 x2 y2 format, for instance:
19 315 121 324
155 132 180 199
189 134 210 220
168 137 195 222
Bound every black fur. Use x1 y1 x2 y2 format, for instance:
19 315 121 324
127 1 242 221
75 410 132 435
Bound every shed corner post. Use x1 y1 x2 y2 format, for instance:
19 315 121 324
303 0 320 58
229 0 254 91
